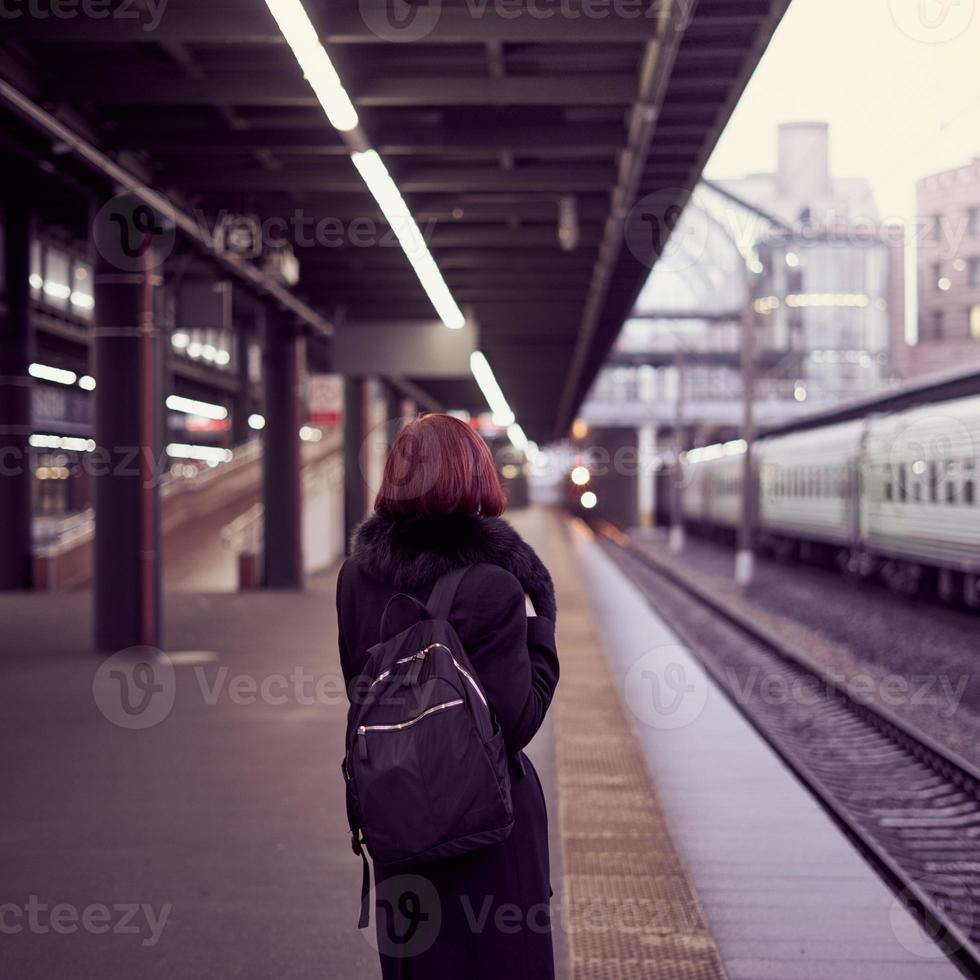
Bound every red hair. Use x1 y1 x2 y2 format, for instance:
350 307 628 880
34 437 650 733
375 414 506 519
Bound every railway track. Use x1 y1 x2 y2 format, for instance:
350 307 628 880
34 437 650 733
593 520 980 978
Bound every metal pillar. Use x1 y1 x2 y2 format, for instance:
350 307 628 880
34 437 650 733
669 348 686 553
93 229 164 651
735 273 758 587
386 380 405 451
344 376 366 554
232 319 253 447
261 310 304 588
0 203 34 590
637 423 657 530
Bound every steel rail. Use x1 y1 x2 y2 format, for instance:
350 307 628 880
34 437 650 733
591 519 980 979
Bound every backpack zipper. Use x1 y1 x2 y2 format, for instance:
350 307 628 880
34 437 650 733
357 698 464 760
369 643 489 709
450 656 489 710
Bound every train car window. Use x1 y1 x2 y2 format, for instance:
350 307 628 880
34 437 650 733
929 462 938 503
946 467 957 504
965 462 976 505
897 464 907 502
883 465 893 502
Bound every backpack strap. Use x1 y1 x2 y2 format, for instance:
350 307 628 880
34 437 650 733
426 565 472 621
378 593 430 644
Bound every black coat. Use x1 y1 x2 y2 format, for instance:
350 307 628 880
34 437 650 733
337 511 561 980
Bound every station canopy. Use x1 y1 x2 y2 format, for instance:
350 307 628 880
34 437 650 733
1 0 788 440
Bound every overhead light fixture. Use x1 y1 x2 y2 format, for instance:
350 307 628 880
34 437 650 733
507 424 528 452
470 351 514 427
166 443 234 464
29 363 77 386
351 150 465 330
263 0 358 132
166 395 229 421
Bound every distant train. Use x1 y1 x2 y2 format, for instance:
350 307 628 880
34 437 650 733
680 394 980 606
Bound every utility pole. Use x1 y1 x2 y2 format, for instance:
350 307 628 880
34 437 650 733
735 270 758 586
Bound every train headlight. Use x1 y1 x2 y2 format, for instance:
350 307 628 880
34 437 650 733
580 491 597 510
571 465 590 486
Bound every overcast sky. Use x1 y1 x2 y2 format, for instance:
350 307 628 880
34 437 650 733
705 0 980 222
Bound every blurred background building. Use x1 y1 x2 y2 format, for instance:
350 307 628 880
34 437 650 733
576 122 904 527
897 157 980 378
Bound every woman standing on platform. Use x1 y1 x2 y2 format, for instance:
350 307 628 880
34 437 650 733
336 413 560 980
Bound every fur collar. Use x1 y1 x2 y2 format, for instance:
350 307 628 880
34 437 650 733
350 511 557 622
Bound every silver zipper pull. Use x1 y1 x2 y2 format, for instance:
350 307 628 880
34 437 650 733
358 727 368 761
405 653 424 687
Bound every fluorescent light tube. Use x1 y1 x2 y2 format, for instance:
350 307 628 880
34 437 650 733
351 150 465 330
166 395 229 421
29 363 77 385
264 0 359 132
470 351 515 426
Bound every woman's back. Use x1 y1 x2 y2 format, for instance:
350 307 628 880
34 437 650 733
336 416 560 980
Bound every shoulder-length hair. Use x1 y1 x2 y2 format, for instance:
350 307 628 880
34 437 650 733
375 413 506 518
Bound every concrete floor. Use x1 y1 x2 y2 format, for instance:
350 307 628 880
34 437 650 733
1 524 559 979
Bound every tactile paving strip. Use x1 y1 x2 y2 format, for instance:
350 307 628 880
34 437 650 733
547 517 729 980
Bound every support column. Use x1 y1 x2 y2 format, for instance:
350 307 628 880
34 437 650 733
93 221 164 651
344 376 366 555
0 203 34 590
669 349 686 553
637 423 657 530
735 272 758 587
386 380 405 452
261 310 304 588
231 318 253 447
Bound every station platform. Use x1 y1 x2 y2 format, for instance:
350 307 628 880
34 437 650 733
0 507 962 979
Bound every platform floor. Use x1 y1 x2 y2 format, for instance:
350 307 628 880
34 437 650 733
0 507 966 979
569 519 962 980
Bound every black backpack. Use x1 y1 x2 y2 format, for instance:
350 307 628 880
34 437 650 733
342 565 515 927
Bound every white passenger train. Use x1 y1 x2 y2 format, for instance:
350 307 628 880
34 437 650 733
680 395 980 605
